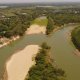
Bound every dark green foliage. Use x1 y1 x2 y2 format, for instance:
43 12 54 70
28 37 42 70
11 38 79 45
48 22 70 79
0 14 33 38
41 42 51 50
49 12 80 26
71 26 80 51
46 16 55 35
26 43 66 80
1 7 80 37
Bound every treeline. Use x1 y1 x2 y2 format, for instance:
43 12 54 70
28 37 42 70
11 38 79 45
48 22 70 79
25 43 66 80
51 14 80 26
0 14 33 38
1 7 80 37
46 9 80 34
71 26 80 51
46 16 55 35
47 8 80 26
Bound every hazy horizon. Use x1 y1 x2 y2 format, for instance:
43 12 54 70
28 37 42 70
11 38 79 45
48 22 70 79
0 0 80 4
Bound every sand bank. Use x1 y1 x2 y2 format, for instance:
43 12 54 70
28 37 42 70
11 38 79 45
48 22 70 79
26 24 46 34
0 36 19 48
0 24 46 48
6 45 40 80
74 49 80 56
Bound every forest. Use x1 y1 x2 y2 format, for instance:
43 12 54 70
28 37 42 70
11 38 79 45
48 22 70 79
0 7 80 38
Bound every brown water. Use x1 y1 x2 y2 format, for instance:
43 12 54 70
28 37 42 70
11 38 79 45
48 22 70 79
0 26 80 80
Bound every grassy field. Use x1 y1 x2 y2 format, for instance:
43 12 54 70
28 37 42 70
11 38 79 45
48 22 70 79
32 16 48 26
0 8 34 17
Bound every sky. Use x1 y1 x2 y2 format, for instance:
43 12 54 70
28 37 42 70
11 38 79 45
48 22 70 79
0 0 80 3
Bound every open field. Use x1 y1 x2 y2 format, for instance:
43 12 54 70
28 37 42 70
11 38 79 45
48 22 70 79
32 16 48 26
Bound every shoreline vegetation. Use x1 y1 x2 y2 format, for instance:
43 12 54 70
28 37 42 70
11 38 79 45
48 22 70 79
71 26 80 56
6 45 40 80
1 6 80 80
0 16 47 49
1 6 80 49
26 43 66 80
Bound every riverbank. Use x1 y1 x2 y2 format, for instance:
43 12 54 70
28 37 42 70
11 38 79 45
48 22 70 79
64 26 80 56
26 24 46 35
0 36 20 48
71 26 80 56
1 24 80 80
26 43 66 80
0 24 46 48
6 45 40 80
0 24 46 49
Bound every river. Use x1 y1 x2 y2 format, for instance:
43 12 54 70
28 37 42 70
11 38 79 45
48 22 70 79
0 26 80 80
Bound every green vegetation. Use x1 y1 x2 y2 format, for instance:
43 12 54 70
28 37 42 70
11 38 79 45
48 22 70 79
51 14 80 26
0 7 80 37
48 8 80 26
0 13 33 38
71 26 80 51
25 43 66 80
46 16 55 35
32 16 48 26
0 6 80 80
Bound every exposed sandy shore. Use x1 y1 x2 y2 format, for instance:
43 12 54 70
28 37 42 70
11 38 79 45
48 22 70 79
74 49 80 56
0 24 46 49
0 36 20 48
6 45 40 80
26 24 46 34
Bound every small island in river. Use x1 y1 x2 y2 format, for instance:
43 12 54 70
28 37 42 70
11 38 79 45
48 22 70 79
0 1 80 80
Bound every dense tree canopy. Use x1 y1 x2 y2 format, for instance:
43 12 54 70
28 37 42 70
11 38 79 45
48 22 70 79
71 26 80 51
46 16 55 35
25 43 66 80
0 14 33 38
0 7 80 37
